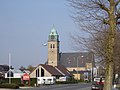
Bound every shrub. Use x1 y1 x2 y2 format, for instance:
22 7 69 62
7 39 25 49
0 83 19 89
30 78 37 86
56 81 78 84
2 78 37 86
18 83 25 87
0 79 5 84
2 78 21 84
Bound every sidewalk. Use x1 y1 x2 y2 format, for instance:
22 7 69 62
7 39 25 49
80 87 91 90
0 87 34 90
112 88 119 90
20 86 34 89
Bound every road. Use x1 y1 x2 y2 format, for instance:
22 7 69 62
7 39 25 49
21 83 91 90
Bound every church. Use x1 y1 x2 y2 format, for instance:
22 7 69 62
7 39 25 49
30 26 94 80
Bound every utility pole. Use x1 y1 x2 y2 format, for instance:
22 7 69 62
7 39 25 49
9 53 11 84
77 57 78 80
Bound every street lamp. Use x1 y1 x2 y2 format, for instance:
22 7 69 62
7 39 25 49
77 57 78 80
8 53 11 84
43 43 47 46
76 55 84 80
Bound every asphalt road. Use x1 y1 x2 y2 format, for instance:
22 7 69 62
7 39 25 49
21 83 91 90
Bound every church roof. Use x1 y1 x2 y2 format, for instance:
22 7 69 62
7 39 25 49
59 52 94 68
41 64 62 76
39 64 72 77
49 26 58 36
55 65 72 76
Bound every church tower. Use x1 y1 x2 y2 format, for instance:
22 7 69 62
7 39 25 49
47 26 59 66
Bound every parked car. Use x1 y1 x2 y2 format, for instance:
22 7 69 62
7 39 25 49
37 77 56 85
91 77 104 90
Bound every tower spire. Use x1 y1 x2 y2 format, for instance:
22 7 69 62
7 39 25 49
47 26 60 66
48 25 59 41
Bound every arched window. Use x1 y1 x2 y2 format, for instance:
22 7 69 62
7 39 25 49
53 44 55 48
36 70 37 77
38 68 39 77
36 68 39 77
51 35 54 40
50 44 52 48
41 68 44 77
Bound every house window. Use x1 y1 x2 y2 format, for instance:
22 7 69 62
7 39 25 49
41 68 44 77
38 68 39 77
36 70 38 77
36 68 39 77
7 71 13 77
36 70 37 77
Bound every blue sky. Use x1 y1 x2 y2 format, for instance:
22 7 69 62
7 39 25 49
0 0 80 69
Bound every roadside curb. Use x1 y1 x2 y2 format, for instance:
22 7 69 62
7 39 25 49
20 86 34 89
112 88 119 90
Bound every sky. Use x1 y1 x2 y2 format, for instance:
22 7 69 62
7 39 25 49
0 0 81 69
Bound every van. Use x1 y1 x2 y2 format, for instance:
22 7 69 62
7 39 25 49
37 77 56 85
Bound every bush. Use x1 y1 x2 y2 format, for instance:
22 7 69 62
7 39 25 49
0 83 19 89
30 78 37 86
56 81 78 84
18 83 25 87
0 79 6 84
11 78 21 84
1 78 37 86
1 78 21 84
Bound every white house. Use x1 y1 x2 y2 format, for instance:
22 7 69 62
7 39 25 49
5 69 24 78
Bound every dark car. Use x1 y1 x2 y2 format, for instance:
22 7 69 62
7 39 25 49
91 77 104 90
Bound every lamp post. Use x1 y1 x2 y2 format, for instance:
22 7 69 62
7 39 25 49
77 58 78 80
76 55 84 80
96 66 99 77
91 67 93 82
8 53 11 84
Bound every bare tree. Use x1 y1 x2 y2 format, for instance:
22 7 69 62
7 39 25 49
68 0 120 90
19 66 26 72
27 65 35 72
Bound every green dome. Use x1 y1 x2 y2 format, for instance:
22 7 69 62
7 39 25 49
49 26 58 36
49 26 59 41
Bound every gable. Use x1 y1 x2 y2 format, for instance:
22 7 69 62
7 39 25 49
41 64 62 76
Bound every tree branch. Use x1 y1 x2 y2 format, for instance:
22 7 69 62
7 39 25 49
93 1 109 13
115 0 120 6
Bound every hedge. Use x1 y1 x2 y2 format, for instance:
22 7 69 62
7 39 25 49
56 81 78 84
0 78 21 84
0 83 19 89
0 78 37 86
30 78 37 86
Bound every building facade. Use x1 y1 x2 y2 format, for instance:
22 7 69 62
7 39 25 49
30 64 72 78
30 26 94 80
46 26 94 80
47 26 59 66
